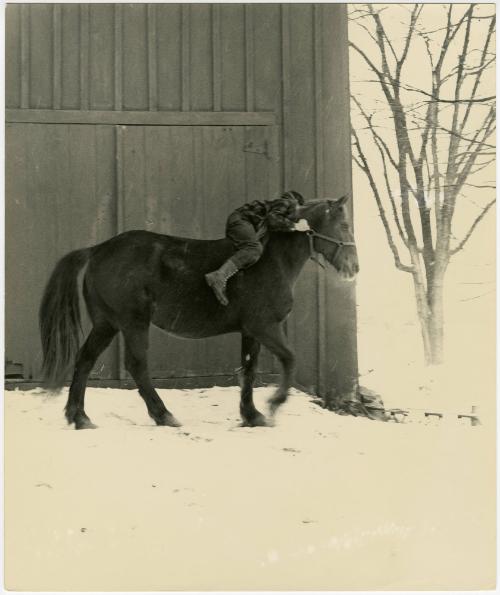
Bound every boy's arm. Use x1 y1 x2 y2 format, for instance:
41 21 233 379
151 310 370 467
266 198 298 232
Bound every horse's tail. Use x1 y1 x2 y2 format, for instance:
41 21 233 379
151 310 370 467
39 248 92 391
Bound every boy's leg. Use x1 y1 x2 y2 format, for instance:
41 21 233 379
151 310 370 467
205 217 262 305
226 218 263 269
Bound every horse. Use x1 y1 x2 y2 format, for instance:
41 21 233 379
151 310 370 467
39 196 359 429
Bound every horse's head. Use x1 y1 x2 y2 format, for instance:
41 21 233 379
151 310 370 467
298 196 359 280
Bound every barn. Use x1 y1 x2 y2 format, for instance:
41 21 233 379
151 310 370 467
5 3 356 402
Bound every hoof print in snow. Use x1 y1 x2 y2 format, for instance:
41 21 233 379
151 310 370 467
35 482 52 489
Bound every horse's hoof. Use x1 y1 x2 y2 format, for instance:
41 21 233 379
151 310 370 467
267 397 286 416
240 412 272 427
75 418 97 430
156 413 182 427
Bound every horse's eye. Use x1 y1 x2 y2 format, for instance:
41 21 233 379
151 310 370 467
340 222 349 231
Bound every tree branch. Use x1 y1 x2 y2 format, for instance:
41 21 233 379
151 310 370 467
351 127 413 273
460 14 496 131
450 199 496 256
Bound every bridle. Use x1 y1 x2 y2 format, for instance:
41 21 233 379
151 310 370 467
306 229 356 269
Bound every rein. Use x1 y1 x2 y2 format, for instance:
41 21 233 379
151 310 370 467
306 229 356 269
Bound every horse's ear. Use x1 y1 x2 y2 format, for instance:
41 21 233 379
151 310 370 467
336 195 350 207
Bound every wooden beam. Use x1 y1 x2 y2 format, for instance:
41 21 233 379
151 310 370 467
6 109 277 126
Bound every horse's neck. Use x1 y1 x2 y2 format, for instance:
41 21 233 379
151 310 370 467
266 232 310 282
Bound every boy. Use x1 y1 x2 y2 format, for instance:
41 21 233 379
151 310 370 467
205 190 310 305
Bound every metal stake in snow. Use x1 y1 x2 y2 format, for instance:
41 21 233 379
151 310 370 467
458 405 481 427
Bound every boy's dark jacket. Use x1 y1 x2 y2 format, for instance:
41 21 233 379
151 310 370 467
232 192 304 238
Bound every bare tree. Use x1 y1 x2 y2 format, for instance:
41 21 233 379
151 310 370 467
350 4 496 365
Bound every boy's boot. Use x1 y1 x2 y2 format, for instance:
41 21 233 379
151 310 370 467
205 259 239 306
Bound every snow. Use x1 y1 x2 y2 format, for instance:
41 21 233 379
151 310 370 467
4 384 495 591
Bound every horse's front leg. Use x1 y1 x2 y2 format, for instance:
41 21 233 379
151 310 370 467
239 334 268 427
251 323 296 417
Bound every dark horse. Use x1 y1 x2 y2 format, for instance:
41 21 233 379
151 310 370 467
39 197 359 429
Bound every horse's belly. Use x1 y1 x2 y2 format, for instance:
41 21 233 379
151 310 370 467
151 301 236 339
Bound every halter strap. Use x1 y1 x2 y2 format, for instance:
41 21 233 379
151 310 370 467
306 229 356 268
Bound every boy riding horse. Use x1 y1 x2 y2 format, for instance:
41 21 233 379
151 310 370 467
205 190 311 305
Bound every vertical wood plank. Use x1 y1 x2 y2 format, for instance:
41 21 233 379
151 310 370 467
192 126 208 368
181 5 191 111
156 4 181 110
322 4 358 397
61 5 81 109
253 5 281 113
147 5 158 111
80 4 90 110
52 5 62 109
268 125 281 200
244 5 255 111
193 127 205 237
29 5 53 109
122 5 148 110
314 5 325 198
280 4 291 190
220 4 245 110
115 127 125 237
115 125 126 379
190 5 213 110
114 5 123 110
280 4 294 349
89 5 115 110
212 4 222 111
286 4 318 389
6 5 22 108
314 4 326 395
20 5 30 108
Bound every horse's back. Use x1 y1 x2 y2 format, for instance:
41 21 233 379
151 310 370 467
89 230 233 273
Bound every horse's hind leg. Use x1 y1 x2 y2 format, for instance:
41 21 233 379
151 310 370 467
65 321 117 429
251 323 295 417
122 326 181 427
239 335 268 427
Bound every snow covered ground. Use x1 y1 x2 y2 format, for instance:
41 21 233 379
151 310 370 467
4 384 495 591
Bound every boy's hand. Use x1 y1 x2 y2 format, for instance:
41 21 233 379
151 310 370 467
294 219 310 232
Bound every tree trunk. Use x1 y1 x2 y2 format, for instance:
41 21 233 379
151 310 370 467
428 279 445 365
411 265 446 366
413 278 445 366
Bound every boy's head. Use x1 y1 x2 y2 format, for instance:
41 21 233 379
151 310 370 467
281 190 305 205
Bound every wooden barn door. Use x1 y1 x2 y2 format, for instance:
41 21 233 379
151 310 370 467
117 123 279 384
